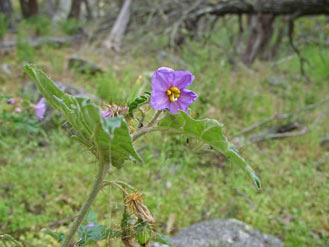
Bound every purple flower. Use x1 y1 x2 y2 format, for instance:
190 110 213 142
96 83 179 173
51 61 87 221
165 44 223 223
102 109 112 118
34 97 46 120
86 222 95 227
150 67 198 114
7 98 15 104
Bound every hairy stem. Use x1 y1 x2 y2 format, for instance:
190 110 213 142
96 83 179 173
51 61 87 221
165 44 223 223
60 161 110 247
137 108 145 128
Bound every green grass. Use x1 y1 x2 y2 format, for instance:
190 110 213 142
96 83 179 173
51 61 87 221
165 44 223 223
0 28 329 247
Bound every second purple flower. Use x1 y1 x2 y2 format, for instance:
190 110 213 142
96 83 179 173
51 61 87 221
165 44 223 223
34 97 46 120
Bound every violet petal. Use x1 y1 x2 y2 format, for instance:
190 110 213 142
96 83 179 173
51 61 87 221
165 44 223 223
151 67 174 91
178 89 198 109
150 90 170 110
166 89 198 114
168 102 180 114
173 71 194 90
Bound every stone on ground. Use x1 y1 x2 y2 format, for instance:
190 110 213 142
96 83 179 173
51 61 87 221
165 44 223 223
155 219 282 247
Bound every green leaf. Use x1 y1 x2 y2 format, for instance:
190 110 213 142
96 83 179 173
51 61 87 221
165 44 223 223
128 92 151 117
158 111 261 189
82 209 97 225
77 224 107 246
41 228 64 243
24 64 142 168
153 233 172 246
76 224 122 246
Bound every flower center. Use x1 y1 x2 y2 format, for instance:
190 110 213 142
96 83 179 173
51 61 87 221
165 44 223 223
166 87 180 102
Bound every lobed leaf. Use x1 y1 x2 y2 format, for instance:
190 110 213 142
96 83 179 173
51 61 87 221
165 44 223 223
158 111 261 189
24 64 142 168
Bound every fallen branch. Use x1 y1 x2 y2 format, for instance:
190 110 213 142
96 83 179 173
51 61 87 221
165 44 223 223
188 0 329 22
240 102 328 143
235 95 329 137
249 126 308 143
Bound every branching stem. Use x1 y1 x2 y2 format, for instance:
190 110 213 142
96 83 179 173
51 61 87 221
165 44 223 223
104 180 129 196
131 111 164 141
145 110 162 128
131 127 164 142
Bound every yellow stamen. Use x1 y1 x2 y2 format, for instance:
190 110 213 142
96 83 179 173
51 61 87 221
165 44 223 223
170 87 180 94
167 87 180 102
170 94 177 102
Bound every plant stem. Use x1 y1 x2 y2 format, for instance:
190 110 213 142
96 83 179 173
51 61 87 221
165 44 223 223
145 110 162 128
60 161 110 247
131 111 163 141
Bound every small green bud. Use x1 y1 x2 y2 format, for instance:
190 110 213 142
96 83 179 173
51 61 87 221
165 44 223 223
135 222 151 245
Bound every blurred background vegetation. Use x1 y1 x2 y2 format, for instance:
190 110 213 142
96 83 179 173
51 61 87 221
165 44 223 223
0 0 329 246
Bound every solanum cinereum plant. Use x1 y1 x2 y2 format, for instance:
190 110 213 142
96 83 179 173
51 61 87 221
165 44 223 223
25 65 261 247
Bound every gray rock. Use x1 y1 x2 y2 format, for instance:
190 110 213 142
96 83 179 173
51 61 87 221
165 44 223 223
68 55 103 75
264 76 287 88
156 219 282 247
1 63 12 75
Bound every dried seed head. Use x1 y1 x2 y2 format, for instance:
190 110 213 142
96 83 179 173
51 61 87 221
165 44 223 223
125 191 155 224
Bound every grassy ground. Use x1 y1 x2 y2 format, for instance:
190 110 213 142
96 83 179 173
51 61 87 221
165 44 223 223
0 28 329 247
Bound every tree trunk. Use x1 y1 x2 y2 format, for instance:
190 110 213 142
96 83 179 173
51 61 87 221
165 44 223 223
0 0 13 20
103 0 132 52
68 0 82 19
46 0 54 19
83 0 93 20
266 17 286 60
242 14 275 65
19 0 38 19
